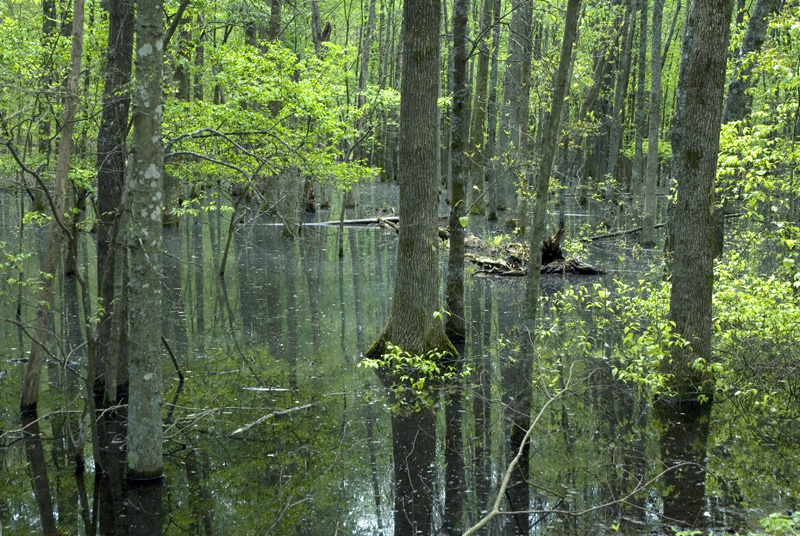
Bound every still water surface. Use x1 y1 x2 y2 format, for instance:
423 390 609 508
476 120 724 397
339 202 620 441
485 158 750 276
0 187 795 534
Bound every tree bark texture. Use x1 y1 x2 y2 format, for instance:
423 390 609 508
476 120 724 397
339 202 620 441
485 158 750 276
365 0 454 531
21 0 85 413
641 0 665 247
96 0 135 407
721 0 780 124
495 0 533 215
126 0 165 481
655 0 732 528
443 0 470 525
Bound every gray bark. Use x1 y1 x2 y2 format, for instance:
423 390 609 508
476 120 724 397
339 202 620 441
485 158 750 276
126 0 165 481
21 0 85 413
722 0 780 124
641 0 665 246
495 0 533 219
365 0 455 531
96 0 135 408
655 0 733 528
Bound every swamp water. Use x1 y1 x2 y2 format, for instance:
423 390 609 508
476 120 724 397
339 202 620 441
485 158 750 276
0 187 796 535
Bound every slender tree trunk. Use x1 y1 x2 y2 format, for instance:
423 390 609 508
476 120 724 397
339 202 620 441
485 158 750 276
96 0 135 409
485 0 503 221
495 0 533 219
654 0 732 529
641 0 665 247
126 0 165 481
444 0 470 526
607 1 635 190
21 0 85 413
632 0 648 196
467 0 495 214
722 0 780 124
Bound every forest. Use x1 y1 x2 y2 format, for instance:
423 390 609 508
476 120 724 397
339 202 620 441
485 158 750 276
0 0 799 533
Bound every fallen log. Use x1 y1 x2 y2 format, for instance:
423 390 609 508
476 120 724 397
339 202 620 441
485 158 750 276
308 216 400 227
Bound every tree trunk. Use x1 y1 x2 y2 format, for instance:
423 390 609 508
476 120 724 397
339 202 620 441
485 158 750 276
126 0 165 481
495 0 533 217
467 0 496 214
641 0 665 247
721 0 780 124
654 0 732 528
607 1 635 191
631 0 648 195
504 0 581 533
21 0 85 413
484 0 503 221
443 0 470 528
365 0 455 530
96 0 135 410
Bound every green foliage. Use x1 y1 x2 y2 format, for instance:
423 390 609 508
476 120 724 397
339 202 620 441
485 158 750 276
163 41 378 194
756 511 800 535
359 342 467 411
0 241 40 303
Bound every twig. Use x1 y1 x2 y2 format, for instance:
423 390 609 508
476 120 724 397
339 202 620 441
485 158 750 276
231 404 315 436
161 335 184 382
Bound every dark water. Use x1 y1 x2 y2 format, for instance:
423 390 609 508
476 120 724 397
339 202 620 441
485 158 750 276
0 186 796 535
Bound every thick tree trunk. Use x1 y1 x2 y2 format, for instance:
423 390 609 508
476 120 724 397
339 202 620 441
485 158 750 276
126 0 165 481
365 0 454 530
655 0 732 529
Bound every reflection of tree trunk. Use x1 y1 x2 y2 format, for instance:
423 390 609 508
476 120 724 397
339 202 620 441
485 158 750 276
96 407 128 536
163 227 189 357
390 401 437 535
349 230 365 349
185 447 214 535
126 481 164 534
22 412 60 536
303 226 323 350
283 239 299 391
471 282 491 519
443 340 466 535
192 213 206 352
